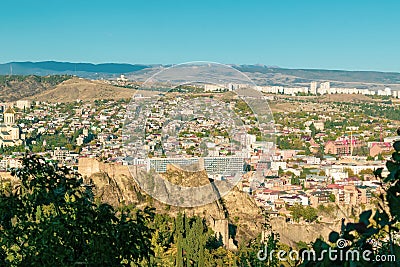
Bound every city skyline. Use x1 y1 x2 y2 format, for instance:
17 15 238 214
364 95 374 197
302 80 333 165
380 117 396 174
1 0 400 72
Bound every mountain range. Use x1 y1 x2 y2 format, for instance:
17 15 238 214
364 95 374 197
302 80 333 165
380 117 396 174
1 61 400 89
0 61 151 78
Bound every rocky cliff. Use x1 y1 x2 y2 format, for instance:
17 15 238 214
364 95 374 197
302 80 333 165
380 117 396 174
78 158 265 248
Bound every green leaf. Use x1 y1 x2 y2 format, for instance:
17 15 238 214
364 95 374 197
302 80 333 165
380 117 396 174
373 168 383 179
359 210 372 225
393 141 400 151
328 231 340 243
364 227 378 237
386 161 398 172
392 152 400 162
384 171 397 182
342 232 355 241
377 211 389 228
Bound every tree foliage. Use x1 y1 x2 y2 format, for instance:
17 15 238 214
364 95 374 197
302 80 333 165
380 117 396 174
289 204 318 223
0 154 285 266
0 154 155 266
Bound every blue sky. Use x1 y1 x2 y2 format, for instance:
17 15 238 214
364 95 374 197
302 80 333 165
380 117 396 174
0 0 399 72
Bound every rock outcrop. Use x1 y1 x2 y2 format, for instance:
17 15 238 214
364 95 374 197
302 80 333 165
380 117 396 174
78 158 265 249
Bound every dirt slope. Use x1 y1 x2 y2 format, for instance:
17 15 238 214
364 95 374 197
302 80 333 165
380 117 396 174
30 78 135 102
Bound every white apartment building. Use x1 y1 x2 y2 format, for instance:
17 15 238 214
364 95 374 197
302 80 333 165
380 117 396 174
318 82 331 95
310 81 318 95
16 100 32 110
147 156 245 174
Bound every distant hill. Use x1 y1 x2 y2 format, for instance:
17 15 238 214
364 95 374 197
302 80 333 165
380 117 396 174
233 65 400 85
0 75 71 102
0 61 150 78
2 61 400 85
29 77 137 102
0 74 158 103
1 62 400 99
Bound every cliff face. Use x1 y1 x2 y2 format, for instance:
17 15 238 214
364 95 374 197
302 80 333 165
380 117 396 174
78 158 265 247
270 217 341 247
78 158 144 206
77 158 351 249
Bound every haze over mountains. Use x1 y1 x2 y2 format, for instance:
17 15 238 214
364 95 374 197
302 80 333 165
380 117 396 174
0 61 151 78
1 61 400 86
1 61 400 103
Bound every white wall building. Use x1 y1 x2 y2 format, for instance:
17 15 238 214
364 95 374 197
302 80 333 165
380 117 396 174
310 81 318 95
16 100 32 110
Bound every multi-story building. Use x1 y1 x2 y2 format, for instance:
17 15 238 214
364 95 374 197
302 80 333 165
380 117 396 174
147 156 245 175
318 82 331 95
324 136 365 156
0 159 7 170
377 87 391 96
310 81 318 95
327 184 372 206
16 100 32 110
309 190 331 207
53 147 71 162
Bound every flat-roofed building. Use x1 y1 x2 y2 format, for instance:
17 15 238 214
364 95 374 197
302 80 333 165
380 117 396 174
147 156 245 175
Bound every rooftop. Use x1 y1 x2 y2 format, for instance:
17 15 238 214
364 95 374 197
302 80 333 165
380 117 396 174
4 107 15 114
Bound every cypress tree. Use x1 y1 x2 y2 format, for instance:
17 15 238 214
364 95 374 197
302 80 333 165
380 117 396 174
175 212 185 267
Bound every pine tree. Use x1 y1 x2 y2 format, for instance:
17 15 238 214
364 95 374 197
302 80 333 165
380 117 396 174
175 212 185 267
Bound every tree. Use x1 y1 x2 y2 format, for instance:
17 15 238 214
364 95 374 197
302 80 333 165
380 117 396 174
149 213 174 266
237 213 280 267
289 204 318 223
174 213 216 266
291 175 300 185
343 167 355 177
0 154 155 266
289 204 303 222
278 166 284 176
303 206 318 222
309 123 318 137
183 216 208 265
175 213 185 267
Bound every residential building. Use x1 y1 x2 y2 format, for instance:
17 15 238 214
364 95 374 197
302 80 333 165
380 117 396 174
370 142 393 157
324 136 365 156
